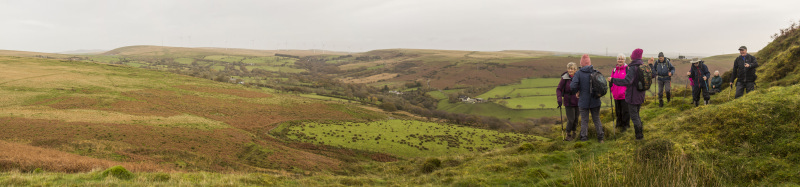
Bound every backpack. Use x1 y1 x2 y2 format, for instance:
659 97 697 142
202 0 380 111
635 64 654 91
589 70 608 98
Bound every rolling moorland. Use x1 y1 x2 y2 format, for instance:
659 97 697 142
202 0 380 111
0 22 798 186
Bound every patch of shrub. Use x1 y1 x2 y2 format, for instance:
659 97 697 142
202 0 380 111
442 158 461 167
517 143 535 152
573 141 587 149
0 177 30 186
635 139 674 164
99 165 134 180
239 173 275 186
506 159 528 168
151 173 171 182
339 177 374 186
420 158 441 173
526 168 550 179
237 143 274 169
544 141 564 152
483 163 509 172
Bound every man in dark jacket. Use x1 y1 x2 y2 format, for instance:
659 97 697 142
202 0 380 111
688 58 711 106
557 62 580 141
609 48 650 140
730 46 758 98
569 54 604 143
649 52 675 107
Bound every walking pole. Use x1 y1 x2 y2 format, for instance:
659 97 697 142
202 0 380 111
559 106 565 140
609 81 616 138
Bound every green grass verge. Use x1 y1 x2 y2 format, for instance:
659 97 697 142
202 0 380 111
280 119 548 157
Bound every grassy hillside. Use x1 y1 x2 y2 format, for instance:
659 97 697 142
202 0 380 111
4 21 799 185
0 55 394 173
0 54 552 184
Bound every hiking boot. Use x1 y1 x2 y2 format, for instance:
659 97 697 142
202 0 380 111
705 100 709 105
694 100 699 107
599 140 605 143
667 93 671 102
659 100 664 107
564 132 575 141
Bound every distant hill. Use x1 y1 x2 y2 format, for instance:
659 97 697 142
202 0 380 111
0 49 71 58
58 49 108 55
336 48 617 89
103 45 348 57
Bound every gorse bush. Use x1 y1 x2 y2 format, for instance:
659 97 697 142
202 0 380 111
635 139 674 165
99 165 134 180
420 158 441 173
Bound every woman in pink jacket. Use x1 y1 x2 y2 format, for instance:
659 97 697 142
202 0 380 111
610 53 631 133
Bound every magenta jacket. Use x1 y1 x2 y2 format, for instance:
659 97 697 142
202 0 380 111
610 64 628 100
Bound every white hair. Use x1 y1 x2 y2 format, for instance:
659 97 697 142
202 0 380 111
616 53 627 65
616 53 626 60
567 62 578 70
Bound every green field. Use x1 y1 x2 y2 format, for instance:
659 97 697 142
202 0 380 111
477 78 560 99
279 120 548 157
174 57 194 64
437 99 561 122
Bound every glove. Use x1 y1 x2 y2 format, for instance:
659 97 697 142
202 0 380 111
557 102 562 108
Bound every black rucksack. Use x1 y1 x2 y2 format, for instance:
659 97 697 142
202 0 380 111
635 65 653 91
590 70 608 98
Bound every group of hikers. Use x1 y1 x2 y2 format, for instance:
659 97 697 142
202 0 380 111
556 46 758 142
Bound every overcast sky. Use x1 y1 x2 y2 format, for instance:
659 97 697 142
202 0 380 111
2 0 799 56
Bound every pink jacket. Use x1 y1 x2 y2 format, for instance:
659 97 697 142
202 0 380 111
610 64 627 100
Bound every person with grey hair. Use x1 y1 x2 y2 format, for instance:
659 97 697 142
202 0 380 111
609 53 630 133
647 52 675 107
557 62 580 141
710 70 723 94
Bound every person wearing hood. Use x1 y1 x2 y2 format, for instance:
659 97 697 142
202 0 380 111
710 70 723 94
648 52 675 107
556 62 580 141
610 53 630 133
608 48 650 140
688 58 711 106
569 54 604 143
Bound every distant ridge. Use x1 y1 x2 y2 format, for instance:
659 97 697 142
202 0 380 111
58 49 107 55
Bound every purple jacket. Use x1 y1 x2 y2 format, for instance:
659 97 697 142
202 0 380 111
557 72 579 107
611 59 650 105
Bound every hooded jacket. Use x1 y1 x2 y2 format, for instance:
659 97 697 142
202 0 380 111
611 59 649 105
690 62 711 88
710 75 723 89
569 65 602 109
651 58 675 81
610 64 628 100
730 54 758 83
557 72 579 107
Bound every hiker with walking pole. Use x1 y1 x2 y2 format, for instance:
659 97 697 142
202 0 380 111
730 46 758 99
649 52 675 107
688 58 711 106
608 48 651 141
570 55 605 143
556 62 579 141
610 54 630 133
